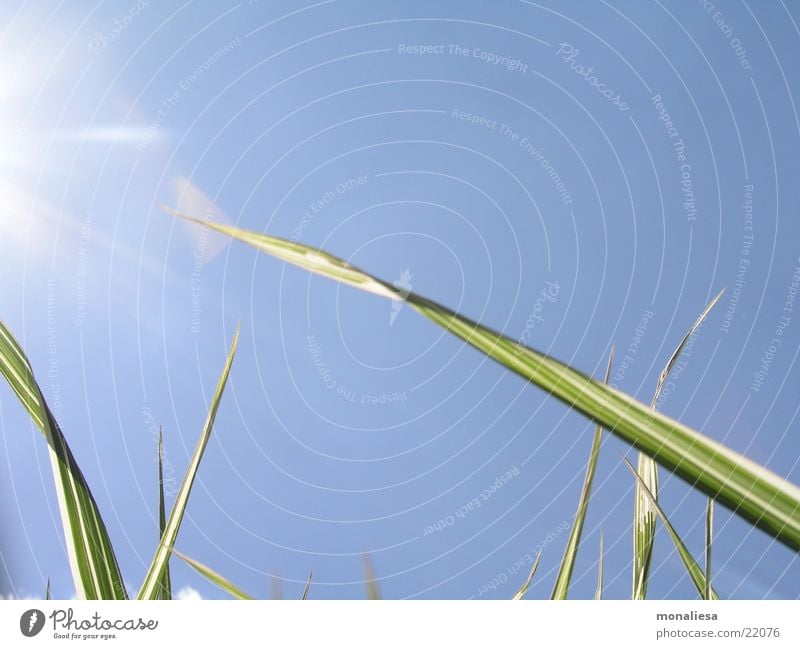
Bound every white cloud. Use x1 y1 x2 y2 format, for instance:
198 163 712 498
175 586 203 600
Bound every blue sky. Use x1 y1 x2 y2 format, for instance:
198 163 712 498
1 0 799 599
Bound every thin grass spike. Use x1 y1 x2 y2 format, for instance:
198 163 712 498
633 289 725 600
136 324 240 599
551 346 615 599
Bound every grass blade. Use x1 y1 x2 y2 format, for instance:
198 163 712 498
705 498 714 600
551 347 615 599
651 290 726 406
633 289 725 599
632 457 658 600
164 211 800 551
0 320 127 599
173 550 254 600
155 430 171 600
512 551 542 600
363 555 381 600
302 571 313 600
623 457 718 599
594 532 603 600
136 324 240 599
45 578 51 600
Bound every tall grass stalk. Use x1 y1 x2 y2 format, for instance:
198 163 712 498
0 320 127 599
166 211 800 551
595 532 604 600
633 289 724 599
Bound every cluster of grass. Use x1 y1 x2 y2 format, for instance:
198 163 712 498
0 208 798 600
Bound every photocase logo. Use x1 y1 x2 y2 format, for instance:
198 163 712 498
390 269 413 326
20 609 45 637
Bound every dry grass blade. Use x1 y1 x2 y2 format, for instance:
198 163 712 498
0 320 127 599
363 555 381 600
137 324 240 599
512 551 542 600
551 347 615 599
624 457 718 599
271 575 283 600
302 571 313 600
173 550 254 600
162 211 800 551
651 290 725 401
633 289 725 600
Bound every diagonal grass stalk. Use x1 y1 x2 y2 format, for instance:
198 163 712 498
173 550 254 600
165 211 800 551
302 571 313 600
633 289 724 600
0 320 128 599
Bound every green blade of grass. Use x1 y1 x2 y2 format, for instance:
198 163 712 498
623 457 718 599
512 551 542 600
705 498 714 600
164 211 800 551
302 571 313 600
136 324 240 599
595 532 604 600
45 578 51 601
551 347 615 599
173 550 254 600
155 430 171 600
363 555 381 600
632 453 658 600
0 320 128 599
633 289 724 600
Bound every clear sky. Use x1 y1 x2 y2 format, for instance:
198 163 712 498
1 0 799 600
